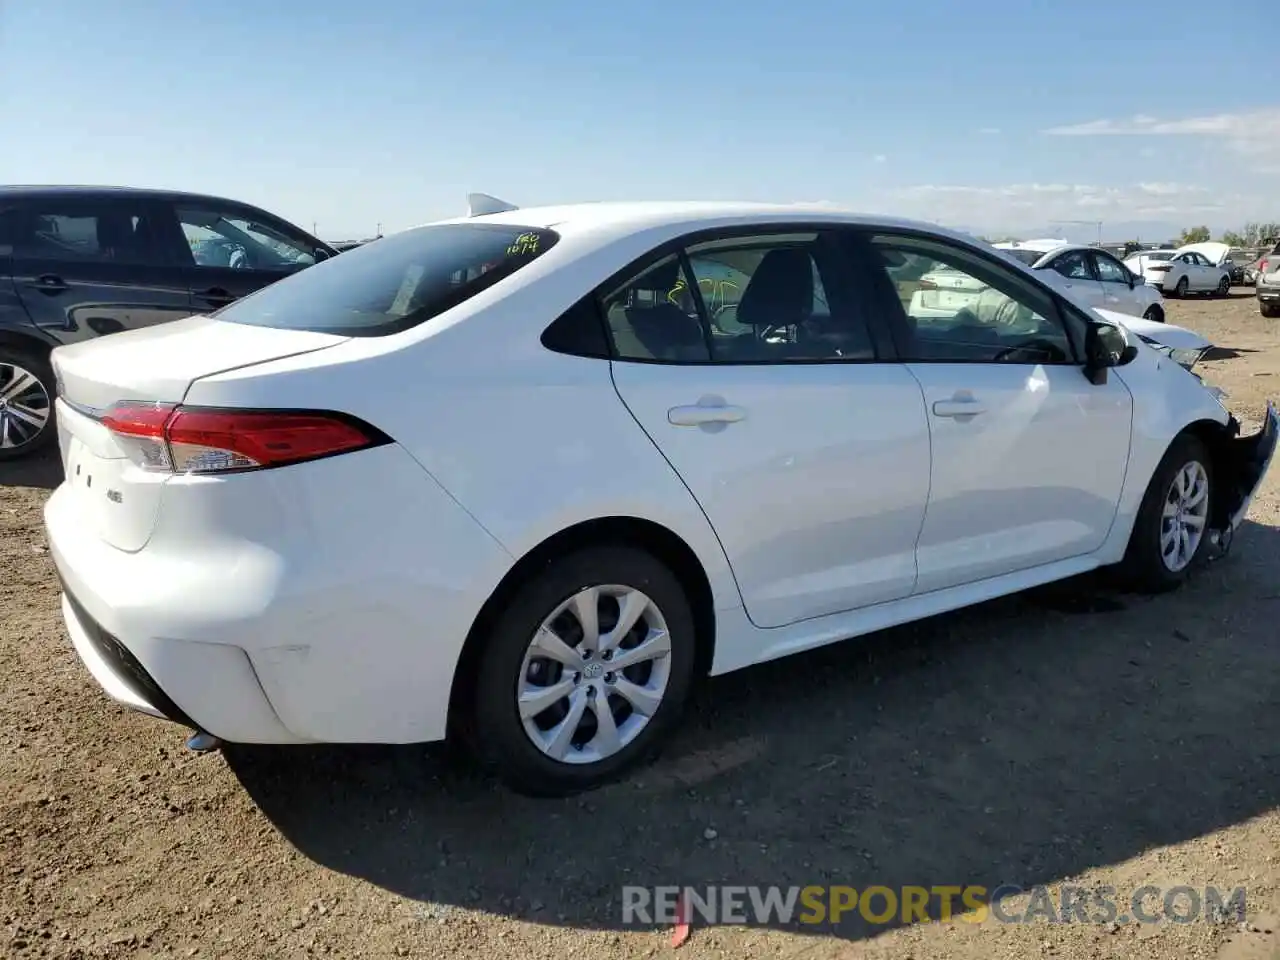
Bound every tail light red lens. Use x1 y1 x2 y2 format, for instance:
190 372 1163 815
1262 259 1270 272
101 403 388 474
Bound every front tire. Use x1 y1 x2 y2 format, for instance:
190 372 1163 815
1114 434 1213 593
1142 305 1164 323
0 349 56 461
1216 276 1230 297
467 546 697 796
1174 276 1189 298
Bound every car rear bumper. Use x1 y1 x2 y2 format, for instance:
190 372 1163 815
49 533 308 743
1257 281 1280 302
43 443 514 745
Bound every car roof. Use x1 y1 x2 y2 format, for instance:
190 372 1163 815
427 200 968 244
993 238 1074 254
0 184 275 208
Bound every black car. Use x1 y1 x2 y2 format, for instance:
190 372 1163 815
0 186 337 459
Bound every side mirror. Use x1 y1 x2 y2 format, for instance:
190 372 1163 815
1084 321 1137 385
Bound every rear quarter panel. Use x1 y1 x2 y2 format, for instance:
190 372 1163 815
181 253 746 619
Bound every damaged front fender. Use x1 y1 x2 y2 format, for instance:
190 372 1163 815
1203 400 1278 554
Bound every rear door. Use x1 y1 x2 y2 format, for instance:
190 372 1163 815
171 201 329 312
1041 249 1104 307
606 227 932 629
6 195 193 344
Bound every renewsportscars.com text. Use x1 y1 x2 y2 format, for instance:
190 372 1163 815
621 884 1248 926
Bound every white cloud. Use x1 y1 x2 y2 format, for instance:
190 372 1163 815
885 181 1239 232
872 154 887 163
1043 107 1280 172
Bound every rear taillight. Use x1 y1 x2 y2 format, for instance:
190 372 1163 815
1262 259 1270 272
917 278 937 290
101 402 388 474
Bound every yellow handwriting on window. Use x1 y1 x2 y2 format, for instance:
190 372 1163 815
506 232 541 256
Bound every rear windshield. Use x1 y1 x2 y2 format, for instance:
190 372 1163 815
215 223 559 336
999 248 1042 267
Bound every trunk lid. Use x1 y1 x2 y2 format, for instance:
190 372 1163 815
1176 240 1230 266
50 316 349 552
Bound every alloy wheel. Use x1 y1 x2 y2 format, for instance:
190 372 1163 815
517 584 672 765
0 361 52 451
1160 460 1209 573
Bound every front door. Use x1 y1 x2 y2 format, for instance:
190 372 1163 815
4 196 193 345
1091 249 1143 315
856 230 1133 594
171 201 326 313
605 230 932 629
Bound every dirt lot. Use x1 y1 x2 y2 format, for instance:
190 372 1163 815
3 292 1280 960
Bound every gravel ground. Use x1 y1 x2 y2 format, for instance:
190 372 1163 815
2 291 1279 960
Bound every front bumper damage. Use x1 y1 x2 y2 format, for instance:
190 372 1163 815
1204 400 1278 557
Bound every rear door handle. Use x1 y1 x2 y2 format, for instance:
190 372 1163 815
668 404 747 426
932 399 986 419
27 274 68 293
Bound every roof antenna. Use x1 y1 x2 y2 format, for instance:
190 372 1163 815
467 193 519 217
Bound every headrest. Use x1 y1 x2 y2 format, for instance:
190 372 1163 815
737 248 814 326
96 215 133 251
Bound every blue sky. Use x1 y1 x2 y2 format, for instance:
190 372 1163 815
2 0 1277 242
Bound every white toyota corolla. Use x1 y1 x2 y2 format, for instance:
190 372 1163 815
44 198 1277 795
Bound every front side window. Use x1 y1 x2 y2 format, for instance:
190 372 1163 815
867 234 1074 364
4 201 167 265
215 223 559 336
177 206 318 271
1092 253 1130 284
602 232 873 363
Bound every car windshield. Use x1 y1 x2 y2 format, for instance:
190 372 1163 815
215 223 559 337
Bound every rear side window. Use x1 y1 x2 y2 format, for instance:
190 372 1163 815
215 223 559 337
0 201 170 265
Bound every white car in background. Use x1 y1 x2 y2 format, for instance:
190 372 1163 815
1125 244 1232 298
992 240 1167 322
43 198 1277 796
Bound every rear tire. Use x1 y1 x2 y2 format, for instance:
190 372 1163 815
466 545 697 796
1112 434 1213 593
0 348 56 461
1261 301 1280 319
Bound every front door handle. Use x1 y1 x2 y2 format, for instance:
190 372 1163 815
668 403 747 426
932 399 986 419
196 287 237 308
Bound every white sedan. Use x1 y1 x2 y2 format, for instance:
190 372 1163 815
44 198 1277 795
1125 245 1232 298
992 240 1168 322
